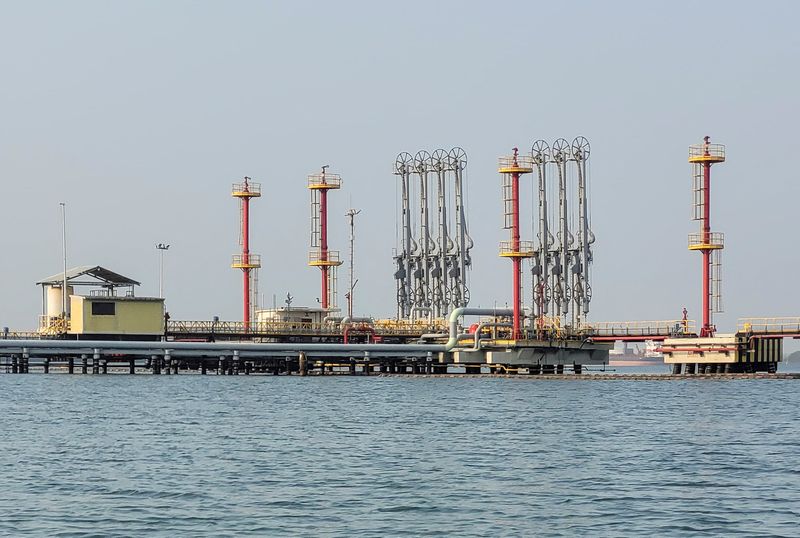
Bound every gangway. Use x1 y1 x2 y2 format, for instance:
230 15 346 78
737 317 800 338
582 320 696 341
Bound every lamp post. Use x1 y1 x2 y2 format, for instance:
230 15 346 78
155 243 170 298
60 203 67 322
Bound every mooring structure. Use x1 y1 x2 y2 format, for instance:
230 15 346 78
231 177 261 326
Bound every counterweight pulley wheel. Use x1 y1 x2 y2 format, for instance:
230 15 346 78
414 150 432 173
395 152 414 175
552 138 570 163
448 147 467 171
431 149 448 172
531 140 550 164
571 136 590 161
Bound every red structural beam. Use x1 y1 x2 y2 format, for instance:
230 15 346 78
320 182 329 310
242 181 252 327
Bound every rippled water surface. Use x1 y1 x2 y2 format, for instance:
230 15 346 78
1 375 799 537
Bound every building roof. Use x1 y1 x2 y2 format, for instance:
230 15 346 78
36 266 141 287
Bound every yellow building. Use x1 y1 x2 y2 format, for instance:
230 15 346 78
37 265 164 338
69 295 164 337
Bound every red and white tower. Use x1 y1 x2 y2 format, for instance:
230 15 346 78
499 148 534 339
308 166 343 311
231 177 261 327
688 136 725 337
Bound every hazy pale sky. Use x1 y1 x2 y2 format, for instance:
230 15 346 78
1 1 798 332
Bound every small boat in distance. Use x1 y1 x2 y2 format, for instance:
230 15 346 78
608 340 664 367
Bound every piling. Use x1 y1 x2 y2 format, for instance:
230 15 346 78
129 357 135 375
68 357 74 374
200 360 207 375
92 350 100 375
81 355 88 374
43 357 50 374
299 352 308 376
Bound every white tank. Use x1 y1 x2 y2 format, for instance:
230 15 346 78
46 285 74 318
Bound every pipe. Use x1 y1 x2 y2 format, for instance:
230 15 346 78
410 306 432 321
457 321 513 352
2 308 513 357
340 316 374 326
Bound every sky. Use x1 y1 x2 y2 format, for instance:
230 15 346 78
1 1 799 333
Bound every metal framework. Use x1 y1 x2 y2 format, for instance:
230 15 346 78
392 148 473 320
529 137 595 331
688 136 725 336
308 166 343 311
231 177 261 326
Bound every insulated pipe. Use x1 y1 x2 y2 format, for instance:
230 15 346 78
340 316 374 326
467 322 513 351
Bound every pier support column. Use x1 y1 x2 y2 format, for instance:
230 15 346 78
573 363 582 375
233 351 240 375
68 357 74 374
672 363 682 375
81 355 88 374
11 355 18 374
200 360 207 375
349 359 356 375
556 364 564 375
129 358 136 375
299 352 308 376
218 356 225 375
22 350 29 373
244 362 251 375
43 357 50 374
92 350 100 375
101 359 108 375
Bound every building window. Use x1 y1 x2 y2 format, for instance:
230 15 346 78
92 302 116 316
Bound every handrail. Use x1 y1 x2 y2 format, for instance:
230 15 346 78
582 320 696 336
738 317 800 334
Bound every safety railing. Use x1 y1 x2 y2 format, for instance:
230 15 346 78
308 250 341 264
581 320 696 337
738 317 800 334
499 240 535 257
231 254 261 267
689 143 725 160
307 174 342 188
498 155 534 170
38 316 71 335
1 330 43 340
688 232 724 249
168 318 449 337
231 182 262 195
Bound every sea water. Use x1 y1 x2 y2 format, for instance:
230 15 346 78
1 375 798 537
